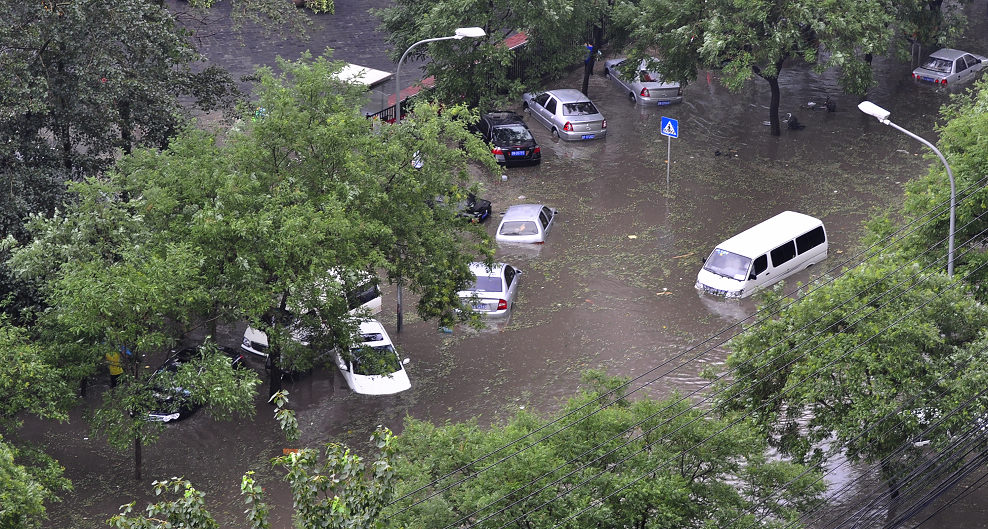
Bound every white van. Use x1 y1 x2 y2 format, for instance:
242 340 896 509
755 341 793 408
695 211 828 299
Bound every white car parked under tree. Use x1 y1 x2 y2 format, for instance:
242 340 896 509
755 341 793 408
333 319 410 395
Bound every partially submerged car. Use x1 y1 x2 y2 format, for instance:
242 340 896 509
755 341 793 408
522 89 606 141
602 57 683 105
912 48 986 86
474 111 541 165
457 262 522 318
241 270 382 358
433 192 493 223
147 345 246 423
495 204 557 245
333 319 411 395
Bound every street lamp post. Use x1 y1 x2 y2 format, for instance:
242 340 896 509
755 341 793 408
392 26 485 332
393 26 486 121
858 100 955 278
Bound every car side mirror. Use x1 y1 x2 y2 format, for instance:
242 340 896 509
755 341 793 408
701 257 706 264
402 358 411 365
749 273 757 280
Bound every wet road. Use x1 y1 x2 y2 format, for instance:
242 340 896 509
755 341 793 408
32 2 988 526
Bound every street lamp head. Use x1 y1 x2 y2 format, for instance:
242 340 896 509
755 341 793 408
858 100 891 123
454 27 486 39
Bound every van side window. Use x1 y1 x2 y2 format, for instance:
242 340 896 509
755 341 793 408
752 255 768 276
770 241 797 266
796 226 826 254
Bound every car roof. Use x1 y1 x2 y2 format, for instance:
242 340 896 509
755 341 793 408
546 89 591 103
502 203 550 221
356 319 391 346
608 56 658 68
483 111 525 125
468 261 508 276
716 211 824 258
930 48 969 60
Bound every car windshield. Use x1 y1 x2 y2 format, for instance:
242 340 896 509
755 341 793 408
499 220 539 236
349 345 400 376
703 248 752 281
466 276 502 293
562 101 599 116
922 57 952 73
639 70 660 82
492 125 532 144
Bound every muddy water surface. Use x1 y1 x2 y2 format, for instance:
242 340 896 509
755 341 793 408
35 6 988 526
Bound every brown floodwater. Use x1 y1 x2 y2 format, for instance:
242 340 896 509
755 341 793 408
23 3 988 527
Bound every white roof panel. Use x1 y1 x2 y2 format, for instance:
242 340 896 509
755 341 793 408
336 64 393 87
716 211 824 258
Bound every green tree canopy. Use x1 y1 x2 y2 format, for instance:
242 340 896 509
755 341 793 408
612 0 893 135
0 436 71 529
374 0 613 110
888 76 988 295
385 371 824 528
7 51 498 483
719 257 988 485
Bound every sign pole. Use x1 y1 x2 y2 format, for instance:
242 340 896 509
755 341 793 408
660 116 679 196
666 135 671 192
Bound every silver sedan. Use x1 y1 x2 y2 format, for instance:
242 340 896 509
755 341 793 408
457 262 522 317
603 57 683 105
522 89 606 141
911 48 986 86
495 204 557 245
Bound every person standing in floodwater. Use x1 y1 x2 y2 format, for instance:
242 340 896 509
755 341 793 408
106 349 123 387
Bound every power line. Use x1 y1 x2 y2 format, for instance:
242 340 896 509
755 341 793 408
728 362 978 529
790 385 988 529
846 420 988 529
910 456 988 528
442 221 988 529
387 176 988 516
469 250 988 529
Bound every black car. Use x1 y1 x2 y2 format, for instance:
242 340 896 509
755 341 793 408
147 345 246 423
474 111 541 165
431 193 493 224
457 193 492 223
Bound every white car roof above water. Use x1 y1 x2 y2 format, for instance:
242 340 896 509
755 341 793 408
467 261 507 277
502 203 546 221
356 319 389 344
715 211 824 258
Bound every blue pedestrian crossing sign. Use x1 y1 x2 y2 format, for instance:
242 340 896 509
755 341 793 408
660 116 679 138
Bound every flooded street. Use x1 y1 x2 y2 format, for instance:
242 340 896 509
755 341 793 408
28 3 988 526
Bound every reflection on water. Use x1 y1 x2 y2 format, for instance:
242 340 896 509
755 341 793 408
696 291 754 323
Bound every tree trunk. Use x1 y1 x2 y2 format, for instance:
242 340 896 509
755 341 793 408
766 75 782 136
118 99 132 156
396 277 404 333
134 434 142 480
881 458 901 522
268 342 283 400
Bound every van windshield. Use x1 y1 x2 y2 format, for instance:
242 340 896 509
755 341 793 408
704 248 752 281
